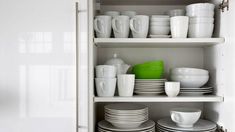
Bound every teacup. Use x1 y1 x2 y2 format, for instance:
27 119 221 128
165 82 180 97
117 74 135 96
95 78 116 97
170 108 201 128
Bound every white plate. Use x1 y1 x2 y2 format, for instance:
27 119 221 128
181 86 212 90
157 124 216 132
157 118 216 131
105 103 147 112
98 120 155 131
98 126 156 132
149 35 171 38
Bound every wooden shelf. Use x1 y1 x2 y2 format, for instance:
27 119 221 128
94 38 225 48
94 95 224 103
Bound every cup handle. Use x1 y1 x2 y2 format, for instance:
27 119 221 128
99 82 105 92
94 18 104 34
112 18 121 33
171 113 183 123
130 18 140 33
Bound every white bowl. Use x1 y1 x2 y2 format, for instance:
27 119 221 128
167 9 185 17
171 68 209 75
171 108 201 128
151 15 170 22
190 17 214 24
186 10 214 17
170 75 209 88
188 23 214 38
186 3 215 11
150 21 170 26
150 26 170 35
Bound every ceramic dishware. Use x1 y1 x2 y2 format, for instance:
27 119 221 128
95 78 116 97
95 65 116 78
188 23 214 38
186 3 215 17
130 15 149 38
118 74 135 96
94 15 112 38
121 11 137 18
170 16 189 38
170 108 201 128
170 75 209 88
167 9 185 17
171 68 209 76
165 82 180 97
112 15 130 38
104 11 120 18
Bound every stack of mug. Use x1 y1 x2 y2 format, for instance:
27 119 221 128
94 11 149 38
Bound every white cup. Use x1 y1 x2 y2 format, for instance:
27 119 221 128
94 15 112 38
121 11 137 18
130 15 149 38
117 74 135 97
170 16 189 38
112 15 130 38
165 82 180 97
104 11 120 18
96 65 116 78
170 108 201 128
95 78 116 97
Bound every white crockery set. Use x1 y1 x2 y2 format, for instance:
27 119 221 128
96 54 136 97
157 107 217 131
98 103 156 132
149 15 171 38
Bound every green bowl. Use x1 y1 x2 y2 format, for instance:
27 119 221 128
132 60 164 79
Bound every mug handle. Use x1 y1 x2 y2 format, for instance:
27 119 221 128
94 18 104 34
112 18 121 33
171 113 183 123
99 81 105 92
130 18 140 33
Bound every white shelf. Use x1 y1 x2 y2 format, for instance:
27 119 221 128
94 38 225 48
94 95 224 103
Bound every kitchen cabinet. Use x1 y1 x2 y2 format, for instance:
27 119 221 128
82 0 235 131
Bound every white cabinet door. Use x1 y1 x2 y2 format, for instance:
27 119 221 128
0 0 78 131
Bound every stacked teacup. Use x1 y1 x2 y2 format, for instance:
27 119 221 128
95 65 116 97
149 15 170 38
186 3 215 38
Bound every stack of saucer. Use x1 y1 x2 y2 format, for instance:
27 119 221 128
104 103 149 129
134 79 167 96
180 86 213 96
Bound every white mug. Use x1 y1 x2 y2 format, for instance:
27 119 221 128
117 74 135 97
171 108 201 128
170 16 189 38
121 11 137 18
112 15 130 38
104 11 120 18
94 15 112 38
96 65 116 78
95 78 116 97
130 15 149 38
165 82 180 97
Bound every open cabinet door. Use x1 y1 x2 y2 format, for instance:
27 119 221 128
205 0 235 131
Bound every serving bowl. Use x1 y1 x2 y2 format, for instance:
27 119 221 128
171 68 209 75
170 75 209 88
188 23 214 38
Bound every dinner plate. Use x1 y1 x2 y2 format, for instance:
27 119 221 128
157 125 216 132
105 103 147 112
98 120 155 131
157 118 216 131
180 87 212 90
98 126 155 132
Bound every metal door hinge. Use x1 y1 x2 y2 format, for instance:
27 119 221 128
217 125 228 132
219 0 229 12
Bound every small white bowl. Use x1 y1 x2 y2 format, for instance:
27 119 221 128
150 21 170 26
186 10 214 17
186 3 215 11
167 9 185 17
188 23 214 38
171 108 201 128
171 68 209 75
190 17 214 24
170 75 209 88
150 26 170 35
151 15 170 22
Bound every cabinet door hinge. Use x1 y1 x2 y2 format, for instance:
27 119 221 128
219 0 229 12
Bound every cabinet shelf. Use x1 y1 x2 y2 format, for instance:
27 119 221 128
94 38 225 48
94 95 224 103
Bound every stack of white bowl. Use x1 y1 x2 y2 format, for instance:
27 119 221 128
170 68 209 88
149 15 170 37
186 3 215 38
104 103 149 129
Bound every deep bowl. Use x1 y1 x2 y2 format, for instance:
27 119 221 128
170 75 209 88
171 68 209 75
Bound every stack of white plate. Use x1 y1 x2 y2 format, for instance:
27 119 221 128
134 79 167 96
98 120 156 132
149 15 170 38
157 118 217 132
186 3 215 38
180 86 213 96
104 103 149 129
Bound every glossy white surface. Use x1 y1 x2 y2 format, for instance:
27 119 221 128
0 0 89 131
